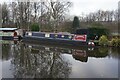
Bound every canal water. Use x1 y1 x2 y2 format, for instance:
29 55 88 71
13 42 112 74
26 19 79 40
0 40 119 78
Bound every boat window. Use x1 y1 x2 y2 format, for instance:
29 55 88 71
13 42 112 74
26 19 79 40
45 33 50 37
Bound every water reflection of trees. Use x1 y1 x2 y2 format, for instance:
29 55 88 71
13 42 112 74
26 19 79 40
1 41 120 78
72 49 88 62
11 43 71 78
2 43 11 61
11 43 120 78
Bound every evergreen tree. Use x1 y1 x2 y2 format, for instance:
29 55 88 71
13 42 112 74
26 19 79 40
72 16 80 33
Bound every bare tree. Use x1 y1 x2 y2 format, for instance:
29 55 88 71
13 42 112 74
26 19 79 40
14 2 32 30
114 10 118 22
43 0 72 32
32 2 41 22
81 9 118 23
2 3 9 26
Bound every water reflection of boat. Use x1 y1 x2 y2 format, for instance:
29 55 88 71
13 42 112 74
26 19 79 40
72 49 88 62
25 43 109 63
29 45 72 54
0 40 17 44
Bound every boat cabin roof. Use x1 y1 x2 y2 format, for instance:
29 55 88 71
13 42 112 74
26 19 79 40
0 28 18 31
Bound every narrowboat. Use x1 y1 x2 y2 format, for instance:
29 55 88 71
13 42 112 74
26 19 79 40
23 29 97 47
0 28 22 40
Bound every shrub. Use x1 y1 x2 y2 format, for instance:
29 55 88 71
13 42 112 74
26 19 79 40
111 37 120 47
108 41 112 46
30 23 40 31
111 38 116 46
99 35 109 46
117 39 120 47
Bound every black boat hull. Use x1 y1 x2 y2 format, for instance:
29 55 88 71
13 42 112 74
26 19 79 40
0 36 14 40
22 36 89 47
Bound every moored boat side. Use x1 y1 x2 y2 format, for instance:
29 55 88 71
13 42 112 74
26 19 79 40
0 28 23 40
22 31 94 47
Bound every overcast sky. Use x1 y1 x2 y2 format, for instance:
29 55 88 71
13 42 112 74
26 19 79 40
69 0 119 16
0 0 119 16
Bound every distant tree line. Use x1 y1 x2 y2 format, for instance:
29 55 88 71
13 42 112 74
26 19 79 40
70 10 118 34
59 9 119 33
1 0 72 32
1 1 118 33
79 10 118 22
